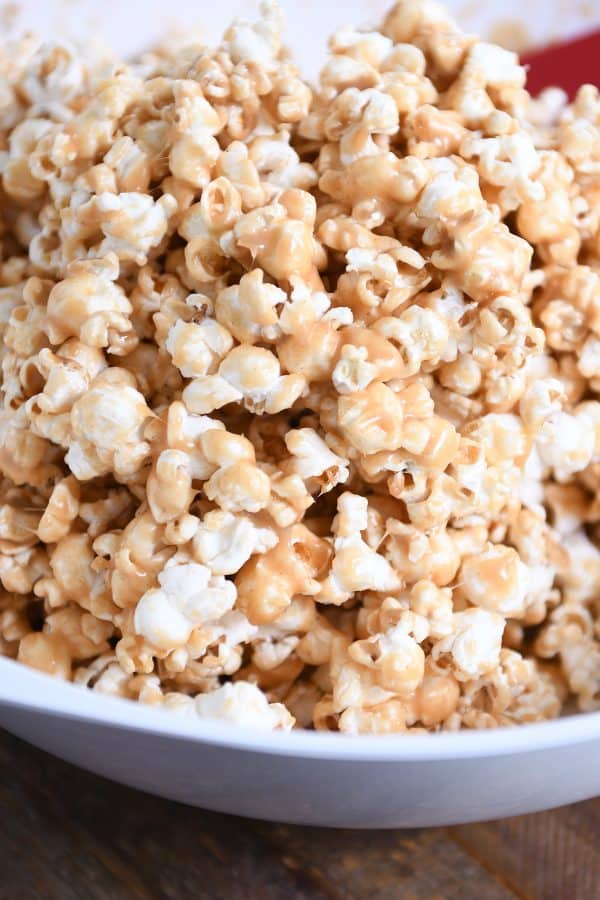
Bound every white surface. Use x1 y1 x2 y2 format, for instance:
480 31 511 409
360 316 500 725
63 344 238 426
1 658 600 826
2 0 600 826
6 0 600 76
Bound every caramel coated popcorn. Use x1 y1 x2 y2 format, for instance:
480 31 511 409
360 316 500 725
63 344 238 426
1 1 600 734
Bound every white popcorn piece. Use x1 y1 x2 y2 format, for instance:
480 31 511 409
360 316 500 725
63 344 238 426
519 447 546 513
134 563 236 652
537 410 596 480
319 493 402 605
461 545 531 618
45 254 133 349
284 428 349 492
332 344 377 394
223 0 284 66
193 681 294 730
434 609 505 680
578 336 600 379
193 509 278 575
216 345 306 415
182 376 242 416
166 319 234 379
415 158 482 224
467 42 525 88
66 372 151 480
461 131 544 209
63 192 177 265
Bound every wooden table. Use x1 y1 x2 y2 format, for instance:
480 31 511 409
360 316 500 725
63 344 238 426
0 729 598 900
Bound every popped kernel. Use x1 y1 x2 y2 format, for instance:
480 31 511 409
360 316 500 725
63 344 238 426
432 609 505 680
192 509 278 575
45 254 134 353
134 562 236 653
337 382 405 454
459 544 530 619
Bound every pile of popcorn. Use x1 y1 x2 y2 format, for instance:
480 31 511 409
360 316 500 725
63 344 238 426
1 0 599 734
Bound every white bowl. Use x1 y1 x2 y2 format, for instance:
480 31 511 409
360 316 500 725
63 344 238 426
1 657 599 827
3 0 600 829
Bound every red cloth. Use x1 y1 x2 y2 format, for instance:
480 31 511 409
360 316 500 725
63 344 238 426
522 29 600 97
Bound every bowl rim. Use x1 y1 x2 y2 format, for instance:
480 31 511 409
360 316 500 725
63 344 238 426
2 657 600 761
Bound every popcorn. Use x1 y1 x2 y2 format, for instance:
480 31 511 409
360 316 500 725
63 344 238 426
466 42 524 88
352 622 426 696
134 562 236 653
460 544 530 619
215 269 285 344
536 409 596 481
324 87 399 164
433 609 505 680
192 509 278 575
146 449 194 523
319 493 402 605
17 631 71 680
166 319 234 379
191 681 294 730
3 0 600 734
204 458 271 513
62 191 177 265
168 86 222 190
2 117 52 202
283 428 349 494
35 531 113 617
217 344 307 414
236 524 330 624
45 255 132 353
37 475 80 542
337 382 405 454
461 131 543 213
66 368 152 480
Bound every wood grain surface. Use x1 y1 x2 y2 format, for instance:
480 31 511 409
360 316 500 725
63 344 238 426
0 729 598 900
